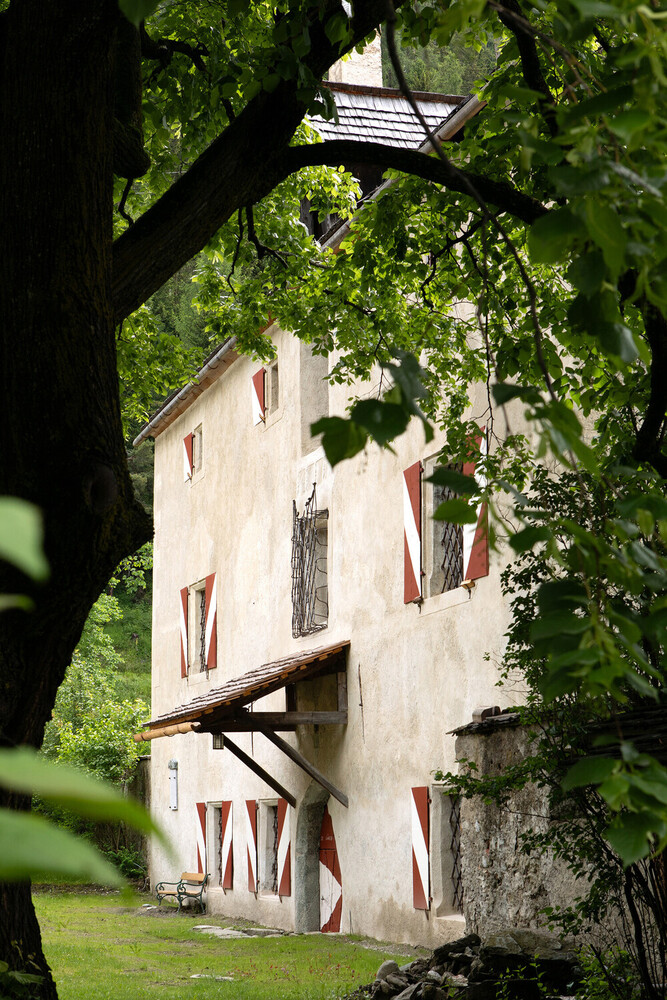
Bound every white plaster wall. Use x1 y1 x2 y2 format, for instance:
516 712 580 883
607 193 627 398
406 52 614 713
148 322 517 946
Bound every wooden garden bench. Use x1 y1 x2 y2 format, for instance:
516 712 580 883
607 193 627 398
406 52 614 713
155 872 209 912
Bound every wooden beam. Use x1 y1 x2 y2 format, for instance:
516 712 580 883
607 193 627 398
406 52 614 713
337 671 347 713
217 735 297 808
133 721 201 741
256 724 348 808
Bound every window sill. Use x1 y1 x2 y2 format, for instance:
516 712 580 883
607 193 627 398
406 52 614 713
186 668 213 686
418 582 477 617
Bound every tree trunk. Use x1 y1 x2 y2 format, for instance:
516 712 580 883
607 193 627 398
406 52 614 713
0 3 150 993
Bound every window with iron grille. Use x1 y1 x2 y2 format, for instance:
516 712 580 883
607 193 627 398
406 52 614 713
448 794 464 913
198 587 207 672
425 461 464 597
291 485 328 637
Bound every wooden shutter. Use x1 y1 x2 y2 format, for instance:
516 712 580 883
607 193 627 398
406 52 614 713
245 799 257 892
196 802 207 874
277 798 291 897
221 801 233 890
179 587 188 678
411 786 430 910
319 806 342 932
403 462 422 603
251 368 266 425
462 427 489 581
204 572 217 671
183 432 194 481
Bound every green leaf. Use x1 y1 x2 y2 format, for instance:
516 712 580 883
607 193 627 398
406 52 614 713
311 416 367 467
0 498 49 581
350 399 409 446
432 498 479 524
608 110 651 144
0 748 161 838
528 209 585 264
0 808 124 885
584 203 627 277
597 323 639 362
537 580 588 611
562 756 617 790
562 85 633 124
509 525 552 552
530 610 589 640
566 251 606 297
426 468 479 494
605 813 656 865
117 0 160 25
492 383 540 405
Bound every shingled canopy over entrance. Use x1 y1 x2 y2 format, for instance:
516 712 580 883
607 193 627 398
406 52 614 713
134 640 350 808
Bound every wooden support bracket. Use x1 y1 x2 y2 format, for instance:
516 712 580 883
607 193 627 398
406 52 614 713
218 734 297 808
256 723 348 808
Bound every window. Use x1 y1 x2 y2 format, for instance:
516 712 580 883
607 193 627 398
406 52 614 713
423 460 464 597
181 573 217 676
192 424 203 475
183 424 203 481
403 433 489 605
258 800 279 894
291 485 328 637
266 361 279 416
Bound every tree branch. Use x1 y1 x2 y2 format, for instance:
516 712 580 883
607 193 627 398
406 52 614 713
281 140 548 224
112 0 399 323
634 299 667 477
491 0 558 138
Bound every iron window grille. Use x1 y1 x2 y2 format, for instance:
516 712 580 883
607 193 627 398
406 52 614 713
449 793 464 913
431 462 464 595
198 588 207 672
291 485 329 637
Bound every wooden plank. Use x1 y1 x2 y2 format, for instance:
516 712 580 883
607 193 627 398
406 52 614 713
256 724 348 808
337 671 347 713
219 735 297 809
207 711 348 731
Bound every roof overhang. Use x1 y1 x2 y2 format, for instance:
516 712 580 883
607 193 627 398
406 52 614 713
135 641 351 808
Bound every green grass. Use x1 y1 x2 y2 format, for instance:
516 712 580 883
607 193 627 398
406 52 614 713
106 590 152 705
34 890 412 1000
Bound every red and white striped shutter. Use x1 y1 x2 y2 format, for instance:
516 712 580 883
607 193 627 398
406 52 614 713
319 806 342 932
245 799 257 892
179 587 188 678
196 802 207 874
462 427 489 581
277 798 291 897
220 801 233 890
411 786 430 910
204 572 217 671
183 432 194 481
251 369 266 425
403 462 422 603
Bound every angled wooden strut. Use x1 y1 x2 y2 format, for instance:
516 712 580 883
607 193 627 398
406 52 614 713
256 723 349 808
216 734 297 809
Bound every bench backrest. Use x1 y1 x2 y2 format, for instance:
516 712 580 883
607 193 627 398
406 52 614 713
181 872 207 884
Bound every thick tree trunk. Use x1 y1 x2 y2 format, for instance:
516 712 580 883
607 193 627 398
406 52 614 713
0 3 150 994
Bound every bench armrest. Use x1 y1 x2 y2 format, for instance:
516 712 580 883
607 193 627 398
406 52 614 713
155 881 180 893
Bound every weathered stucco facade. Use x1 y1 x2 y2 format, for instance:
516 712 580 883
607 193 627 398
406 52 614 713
140 317 519 948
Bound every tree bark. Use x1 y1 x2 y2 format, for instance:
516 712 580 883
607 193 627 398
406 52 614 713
0 3 150 993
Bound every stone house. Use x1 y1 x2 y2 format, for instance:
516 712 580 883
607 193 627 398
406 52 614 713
133 59 517 948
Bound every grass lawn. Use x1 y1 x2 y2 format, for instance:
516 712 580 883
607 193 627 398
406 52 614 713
34 890 414 1000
